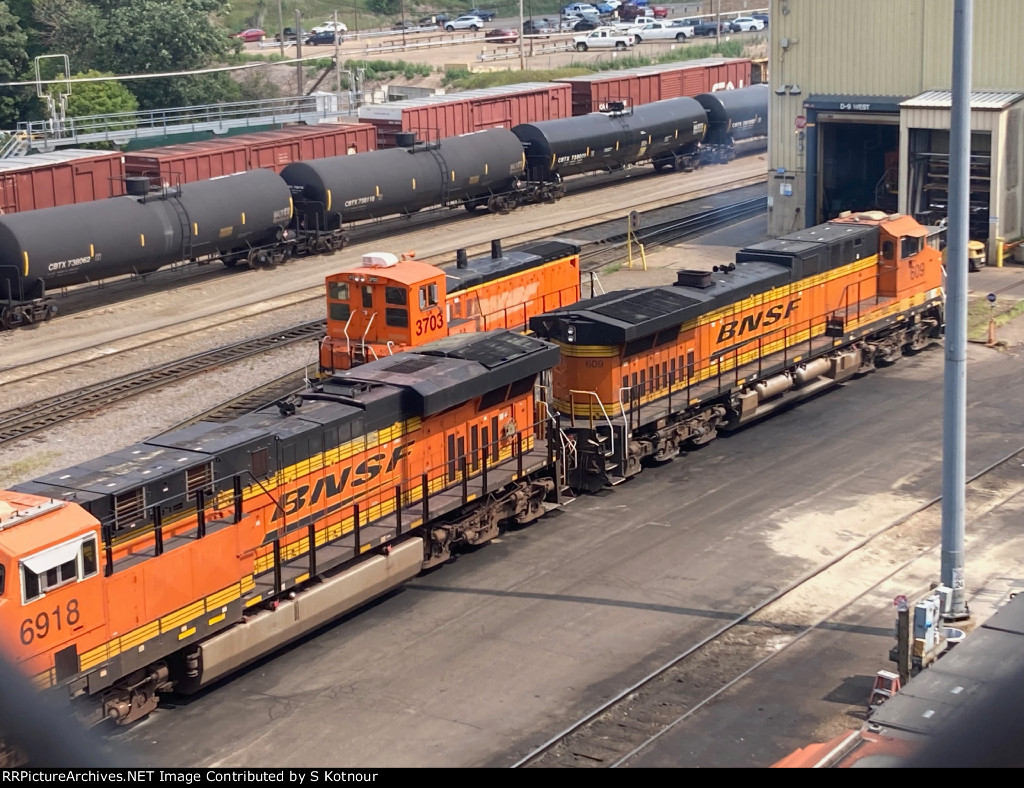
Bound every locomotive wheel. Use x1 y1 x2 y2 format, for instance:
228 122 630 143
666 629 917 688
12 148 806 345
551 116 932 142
576 42 588 51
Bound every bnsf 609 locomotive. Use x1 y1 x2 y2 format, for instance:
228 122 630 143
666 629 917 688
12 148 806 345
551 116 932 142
0 210 942 744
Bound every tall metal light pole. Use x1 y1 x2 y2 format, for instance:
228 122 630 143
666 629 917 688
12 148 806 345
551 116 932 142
941 0 972 622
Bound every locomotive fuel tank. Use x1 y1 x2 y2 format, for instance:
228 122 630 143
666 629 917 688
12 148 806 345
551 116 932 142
0 169 293 301
281 128 525 228
512 96 708 181
696 84 769 145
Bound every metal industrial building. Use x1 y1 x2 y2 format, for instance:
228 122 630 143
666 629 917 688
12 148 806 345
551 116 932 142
766 0 1023 261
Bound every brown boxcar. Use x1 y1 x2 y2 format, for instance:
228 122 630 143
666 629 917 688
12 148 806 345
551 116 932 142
123 123 378 187
0 150 126 214
555 57 752 115
357 83 573 147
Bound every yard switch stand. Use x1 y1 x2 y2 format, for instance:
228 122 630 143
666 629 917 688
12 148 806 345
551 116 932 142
627 210 647 271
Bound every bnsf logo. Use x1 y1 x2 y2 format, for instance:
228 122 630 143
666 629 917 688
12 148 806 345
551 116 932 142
717 298 801 343
273 443 412 521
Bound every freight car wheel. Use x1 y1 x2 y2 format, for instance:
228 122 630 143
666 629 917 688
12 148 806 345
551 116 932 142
1 307 15 331
576 42 588 51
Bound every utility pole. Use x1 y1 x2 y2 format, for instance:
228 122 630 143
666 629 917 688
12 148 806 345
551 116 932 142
278 0 285 57
401 0 407 48
334 10 342 95
941 0 972 622
518 0 525 70
295 10 304 95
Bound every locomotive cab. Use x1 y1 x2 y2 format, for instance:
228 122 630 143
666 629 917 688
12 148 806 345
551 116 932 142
0 493 105 693
321 252 448 373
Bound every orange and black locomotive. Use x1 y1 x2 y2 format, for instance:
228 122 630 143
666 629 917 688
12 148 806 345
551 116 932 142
0 211 945 737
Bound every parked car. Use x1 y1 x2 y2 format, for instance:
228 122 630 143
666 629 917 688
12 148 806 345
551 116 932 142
679 17 727 36
468 8 498 21
573 17 601 30
616 3 645 20
563 3 600 16
311 20 348 34
446 14 485 30
730 16 766 32
305 30 340 45
629 19 695 41
485 27 519 42
392 20 418 30
522 18 555 34
573 26 634 50
275 27 305 42
752 13 770 27
233 28 266 43
419 12 451 25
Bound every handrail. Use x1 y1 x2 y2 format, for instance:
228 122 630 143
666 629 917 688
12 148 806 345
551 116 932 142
568 389 615 458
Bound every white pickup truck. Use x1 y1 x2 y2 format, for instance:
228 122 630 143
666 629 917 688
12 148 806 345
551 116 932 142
573 26 634 51
628 19 695 42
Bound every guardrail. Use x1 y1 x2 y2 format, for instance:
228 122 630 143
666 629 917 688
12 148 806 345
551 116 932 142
14 95 354 151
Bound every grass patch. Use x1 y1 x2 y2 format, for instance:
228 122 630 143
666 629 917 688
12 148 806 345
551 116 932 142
967 295 1024 343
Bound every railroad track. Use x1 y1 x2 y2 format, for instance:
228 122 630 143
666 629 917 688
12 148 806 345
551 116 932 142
0 193 767 444
0 322 324 445
28 158 767 327
511 444 1024 768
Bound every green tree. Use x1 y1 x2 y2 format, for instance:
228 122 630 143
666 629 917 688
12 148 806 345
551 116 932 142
50 69 138 127
0 1 34 127
37 0 241 110
366 0 400 16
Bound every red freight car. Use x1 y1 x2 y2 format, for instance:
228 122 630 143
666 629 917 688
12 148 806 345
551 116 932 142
123 123 378 187
357 82 572 147
555 57 752 115
0 150 126 214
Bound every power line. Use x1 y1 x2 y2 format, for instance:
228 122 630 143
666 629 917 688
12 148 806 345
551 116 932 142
0 53 336 89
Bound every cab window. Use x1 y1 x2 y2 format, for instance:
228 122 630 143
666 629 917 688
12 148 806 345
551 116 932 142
385 287 407 306
362 285 373 308
329 302 351 321
21 536 99 603
900 236 922 258
882 240 895 260
328 281 349 301
419 284 439 309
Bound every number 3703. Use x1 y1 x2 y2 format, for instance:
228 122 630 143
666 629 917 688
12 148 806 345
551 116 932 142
20 599 80 645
